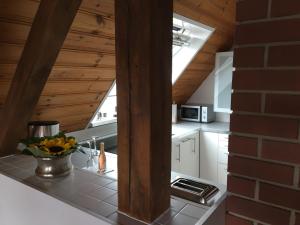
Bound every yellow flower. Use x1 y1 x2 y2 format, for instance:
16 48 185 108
64 143 71 150
67 138 76 147
40 139 49 146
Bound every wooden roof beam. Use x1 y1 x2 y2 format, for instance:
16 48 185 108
115 0 173 222
0 0 82 156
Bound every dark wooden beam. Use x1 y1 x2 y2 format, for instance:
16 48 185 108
116 0 173 222
0 0 82 156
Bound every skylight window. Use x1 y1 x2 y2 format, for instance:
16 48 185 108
91 82 117 126
90 15 214 127
172 14 214 84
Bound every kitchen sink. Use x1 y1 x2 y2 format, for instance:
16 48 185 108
171 178 219 206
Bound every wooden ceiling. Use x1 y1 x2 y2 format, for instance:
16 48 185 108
0 0 235 132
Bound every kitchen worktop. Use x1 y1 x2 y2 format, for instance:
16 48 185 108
0 150 226 225
172 121 229 140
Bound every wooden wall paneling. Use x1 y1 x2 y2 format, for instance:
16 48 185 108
116 0 172 222
0 0 235 132
0 64 116 81
37 93 105 108
0 21 115 53
0 44 115 67
33 103 99 121
0 0 115 37
0 0 82 156
0 80 112 96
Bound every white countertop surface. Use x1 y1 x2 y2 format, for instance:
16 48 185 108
172 121 229 140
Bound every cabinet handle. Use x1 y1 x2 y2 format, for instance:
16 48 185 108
192 138 196 153
176 144 180 162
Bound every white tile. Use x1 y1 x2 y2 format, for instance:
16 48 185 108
180 204 207 219
155 209 178 225
87 186 116 201
171 198 186 212
167 213 199 225
103 193 118 207
108 212 148 225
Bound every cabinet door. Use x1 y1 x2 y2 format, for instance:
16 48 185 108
200 132 218 182
214 52 233 113
218 163 228 186
171 142 181 173
180 135 199 178
218 134 229 164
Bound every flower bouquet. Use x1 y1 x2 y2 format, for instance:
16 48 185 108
21 132 84 178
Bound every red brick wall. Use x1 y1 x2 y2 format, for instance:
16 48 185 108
227 0 300 224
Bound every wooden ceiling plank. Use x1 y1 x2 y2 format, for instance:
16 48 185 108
37 93 105 108
33 103 98 120
0 21 115 54
0 64 116 81
0 43 116 67
0 0 115 37
0 0 82 156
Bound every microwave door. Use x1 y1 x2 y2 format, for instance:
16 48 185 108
181 106 201 122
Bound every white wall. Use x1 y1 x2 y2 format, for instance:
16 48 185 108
0 174 110 225
187 72 230 123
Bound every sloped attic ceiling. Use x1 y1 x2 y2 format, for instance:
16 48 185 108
0 0 235 132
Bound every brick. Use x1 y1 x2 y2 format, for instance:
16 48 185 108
226 214 252 225
230 114 299 139
228 155 294 185
229 135 258 156
233 70 300 91
271 0 300 17
227 196 291 225
259 182 300 210
296 213 300 225
236 19 300 45
234 47 265 68
231 93 261 112
236 0 268 22
227 175 256 198
269 45 300 67
265 94 300 116
262 140 300 164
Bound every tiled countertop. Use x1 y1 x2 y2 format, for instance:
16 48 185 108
0 151 226 225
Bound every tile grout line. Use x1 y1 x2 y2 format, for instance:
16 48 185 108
257 137 262 158
254 181 260 200
290 210 296 225
267 0 272 19
261 92 266 113
293 166 300 188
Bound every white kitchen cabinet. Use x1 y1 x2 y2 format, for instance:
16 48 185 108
217 163 228 186
171 132 200 178
200 132 219 182
214 51 233 113
200 132 229 185
171 142 181 173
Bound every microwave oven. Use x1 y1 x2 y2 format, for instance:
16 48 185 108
180 104 215 123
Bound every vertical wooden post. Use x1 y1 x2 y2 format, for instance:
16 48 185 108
115 0 173 222
0 0 82 156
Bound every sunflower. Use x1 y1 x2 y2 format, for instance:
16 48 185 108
21 132 80 158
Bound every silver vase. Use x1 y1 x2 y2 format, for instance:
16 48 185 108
35 154 73 178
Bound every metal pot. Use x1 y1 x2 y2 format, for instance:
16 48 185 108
35 154 73 178
28 121 59 138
